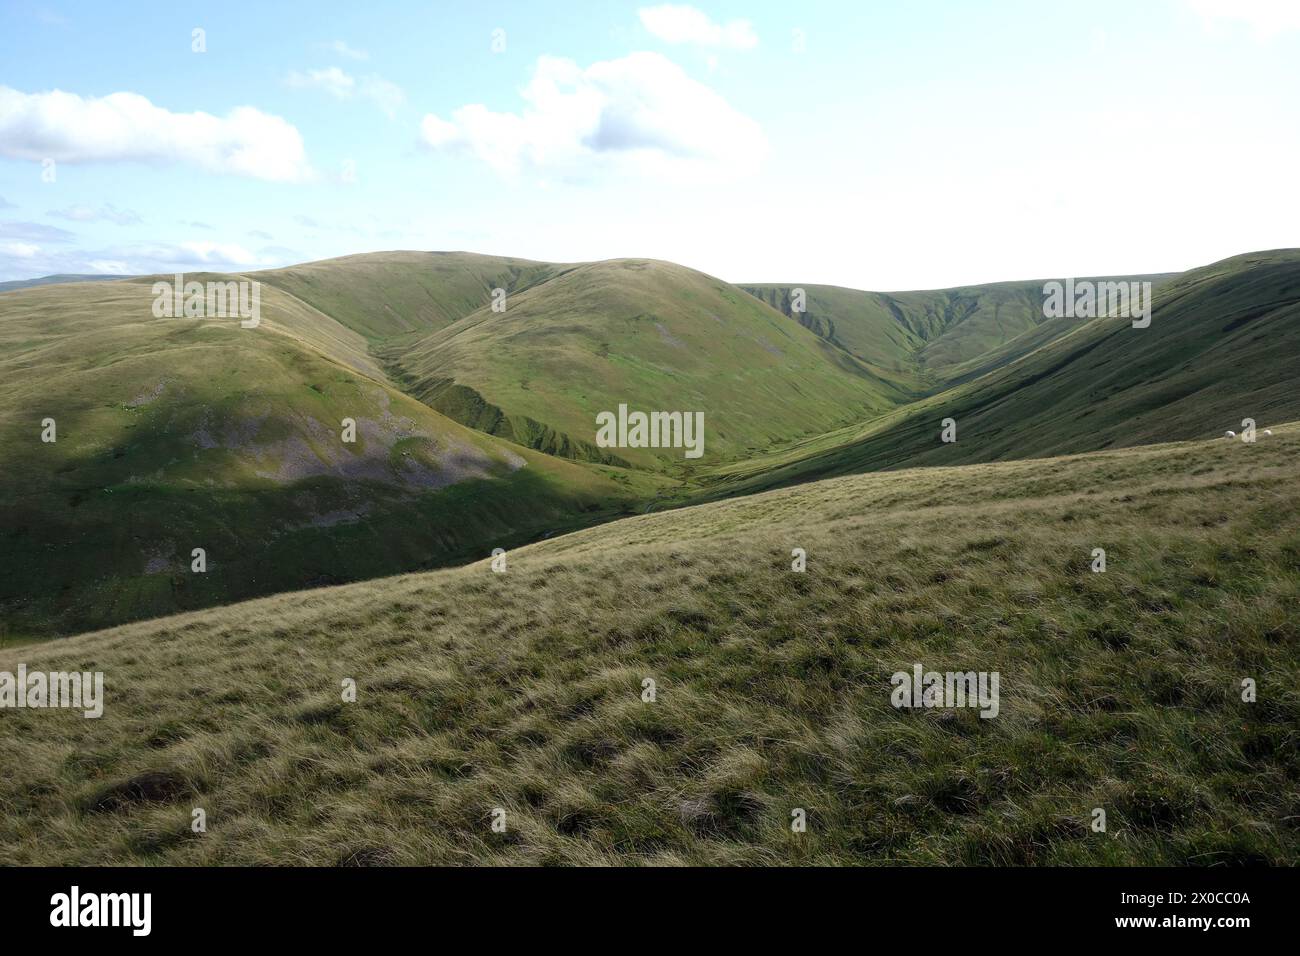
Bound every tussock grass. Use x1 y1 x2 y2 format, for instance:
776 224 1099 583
1 428 1297 865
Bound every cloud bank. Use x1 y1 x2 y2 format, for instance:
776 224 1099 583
420 52 765 181
0 86 310 182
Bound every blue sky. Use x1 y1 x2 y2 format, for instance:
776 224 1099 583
1 0 1298 288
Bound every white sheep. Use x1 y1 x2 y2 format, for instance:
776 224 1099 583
1225 430 1236 438
1264 429 1273 436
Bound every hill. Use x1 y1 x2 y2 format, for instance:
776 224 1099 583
256 251 567 341
0 273 133 293
742 273 1176 389
2 426 1296 864
711 251 1300 495
4 249 1295 639
0 276 671 639
389 258 914 471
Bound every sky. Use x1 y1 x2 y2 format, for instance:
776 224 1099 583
1 0 1298 289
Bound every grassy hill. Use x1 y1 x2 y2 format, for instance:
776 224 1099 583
740 283 932 382
2 426 1296 864
3 249 1295 641
0 251 926 636
743 273 1176 388
712 251 1300 495
256 251 568 341
391 258 913 471
0 273 133 294
0 277 671 639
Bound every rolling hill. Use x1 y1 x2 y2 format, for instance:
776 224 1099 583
256 251 569 341
710 251 1300 496
0 251 925 637
388 258 914 471
0 273 133 294
3 248 1297 640
0 277 671 640
742 273 1176 389
2 426 1296 864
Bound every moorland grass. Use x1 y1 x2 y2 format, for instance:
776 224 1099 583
1 427 1296 865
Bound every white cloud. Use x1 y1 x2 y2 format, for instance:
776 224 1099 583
0 236 290 282
176 240 265 265
88 240 276 274
0 195 15 209
324 39 369 61
4 241 41 258
419 52 765 181
48 202 141 225
286 68 404 118
0 87 310 182
88 259 130 274
1186 0 1300 37
287 66 356 98
0 220 75 242
638 5 758 49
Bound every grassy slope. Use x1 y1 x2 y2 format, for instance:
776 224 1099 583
0 278 672 639
743 274 1176 388
710 251 1300 496
255 251 568 340
1 427 1296 865
741 283 931 382
393 258 912 472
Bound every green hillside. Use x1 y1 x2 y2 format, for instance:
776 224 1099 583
713 252 1300 495
391 258 913 471
2 426 1296 864
743 273 1176 388
3 249 1295 641
0 277 671 639
740 283 931 381
256 251 568 341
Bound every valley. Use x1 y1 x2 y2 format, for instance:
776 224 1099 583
2 248 1297 639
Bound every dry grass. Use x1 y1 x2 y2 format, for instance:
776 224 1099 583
2 426 1298 865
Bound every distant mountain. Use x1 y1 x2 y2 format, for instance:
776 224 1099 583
708 250 1300 495
742 273 1178 389
0 273 132 292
